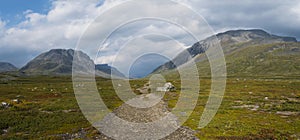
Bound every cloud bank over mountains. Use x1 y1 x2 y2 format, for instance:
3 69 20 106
0 0 299 70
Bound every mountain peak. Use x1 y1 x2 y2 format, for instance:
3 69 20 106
153 29 297 73
47 48 74 53
0 62 18 72
216 29 297 43
20 49 125 78
20 49 91 75
218 29 270 37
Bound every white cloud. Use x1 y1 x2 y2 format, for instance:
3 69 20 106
0 0 102 56
24 12 46 25
187 0 300 38
95 35 189 76
290 2 300 24
0 0 300 71
0 19 6 36
1 0 205 69
96 55 117 64
0 19 6 27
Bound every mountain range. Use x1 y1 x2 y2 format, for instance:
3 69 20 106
1 29 299 78
153 29 299 76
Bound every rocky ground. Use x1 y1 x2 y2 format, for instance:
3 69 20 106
92 82 198 140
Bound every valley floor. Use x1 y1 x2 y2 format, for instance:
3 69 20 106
0 74 299 139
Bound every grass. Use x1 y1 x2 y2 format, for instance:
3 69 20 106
0 74 299 139
195 78 300 139
0 76 91 139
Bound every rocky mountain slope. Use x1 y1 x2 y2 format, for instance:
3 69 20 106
0 62 18 72
153 29 297 73
20 49 85 75
95 64 125 78
159 42 300 77
20 49 125 78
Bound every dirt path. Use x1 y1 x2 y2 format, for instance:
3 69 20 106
94 82 198 140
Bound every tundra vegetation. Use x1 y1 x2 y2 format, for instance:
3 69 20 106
0 73 299 139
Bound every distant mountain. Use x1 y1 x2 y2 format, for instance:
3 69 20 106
0 62 18 72
161 42 300 78
153 29 297 73
20 49 125 78
20 49 83 75
95 64 125 78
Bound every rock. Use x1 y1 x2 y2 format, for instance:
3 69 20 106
62 109 79 113
12 99 21 104
162 126 199 140
232 105 259 111
1 102 9 108
156 82 176 92
276 111 299 116
287 98 299 103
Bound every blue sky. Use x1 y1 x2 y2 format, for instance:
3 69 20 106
0 0 50 26
0 0 299 77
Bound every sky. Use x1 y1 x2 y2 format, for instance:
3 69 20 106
0 0 299 77
0 0 50 25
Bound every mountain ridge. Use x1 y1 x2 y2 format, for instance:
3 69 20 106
0 62 18 73
20 49 80 75
153 29 297 73
20 49 125 78
10 29 299 78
